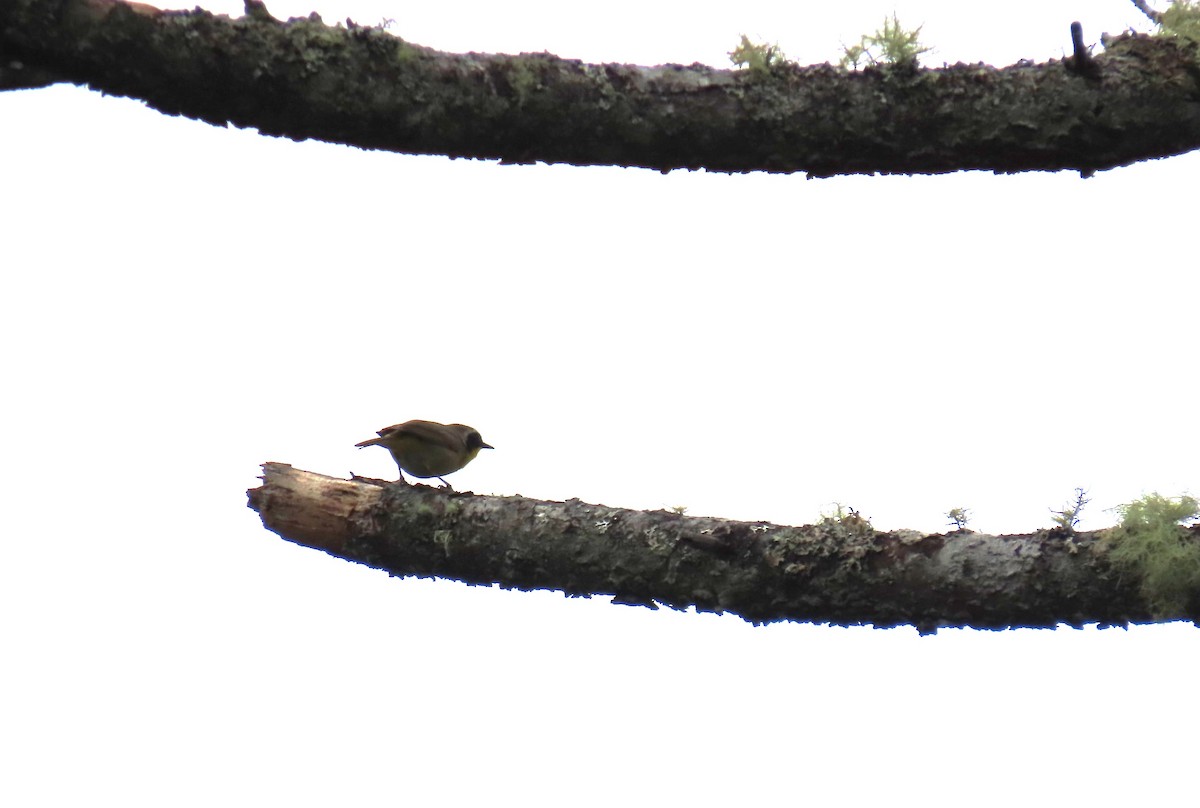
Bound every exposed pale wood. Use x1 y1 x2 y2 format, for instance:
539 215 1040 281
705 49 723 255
248 463 383 556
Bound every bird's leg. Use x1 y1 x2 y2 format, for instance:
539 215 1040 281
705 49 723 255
436 476 454 491
396 470 409 485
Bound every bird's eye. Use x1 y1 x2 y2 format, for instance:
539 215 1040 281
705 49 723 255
467 432 482 448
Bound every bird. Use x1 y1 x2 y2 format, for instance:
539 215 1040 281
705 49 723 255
355 420 493 488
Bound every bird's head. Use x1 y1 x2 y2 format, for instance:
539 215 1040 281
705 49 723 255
462 428 494 453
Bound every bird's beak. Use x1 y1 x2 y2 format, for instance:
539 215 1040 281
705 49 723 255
481 442 494 450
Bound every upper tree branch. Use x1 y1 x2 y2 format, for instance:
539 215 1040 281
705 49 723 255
1130 0 1164 26
4 0 1200 176
246 463 1200 633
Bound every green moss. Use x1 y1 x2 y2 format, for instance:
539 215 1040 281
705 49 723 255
817 504 875 542
729 34 788 74
840 14 931 69
1050 487 1090 531
946 507 971 530
503 58 547 108
1160 1 1200 47
1105 493 1200 616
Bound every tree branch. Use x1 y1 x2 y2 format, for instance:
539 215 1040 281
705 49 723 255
0 59 64 90
1130 0 1164 26
4 0 1200 176
246 463 1200 633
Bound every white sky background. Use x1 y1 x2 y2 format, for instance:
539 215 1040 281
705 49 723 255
2 0 1197 804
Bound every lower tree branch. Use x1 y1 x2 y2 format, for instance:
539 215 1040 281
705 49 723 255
4 0 1200 176
246 463 1197 633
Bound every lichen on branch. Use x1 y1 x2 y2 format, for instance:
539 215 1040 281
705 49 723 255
1104 494 1200 616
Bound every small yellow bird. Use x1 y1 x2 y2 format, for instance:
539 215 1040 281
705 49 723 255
356 420 493 488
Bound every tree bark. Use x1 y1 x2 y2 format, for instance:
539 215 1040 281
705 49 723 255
4 0 1200 176
246 463 1198 633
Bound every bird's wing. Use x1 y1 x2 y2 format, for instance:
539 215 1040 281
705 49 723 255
378 420 464 450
